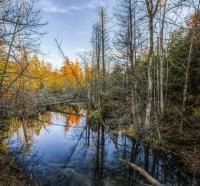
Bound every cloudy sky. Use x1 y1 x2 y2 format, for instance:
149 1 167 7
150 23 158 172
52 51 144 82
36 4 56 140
36 0 116 69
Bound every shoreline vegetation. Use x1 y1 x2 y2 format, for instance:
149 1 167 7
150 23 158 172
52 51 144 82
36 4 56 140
0 0 200 185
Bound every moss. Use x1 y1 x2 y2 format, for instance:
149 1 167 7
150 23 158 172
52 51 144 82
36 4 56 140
88 110 103 125
101 101 117 117
69 104 79 113
122 124 137 140
0 118 8 123
164 107 180 122
145 136 160 148
164 127 200 145
193 107 200 117
74 101 87 109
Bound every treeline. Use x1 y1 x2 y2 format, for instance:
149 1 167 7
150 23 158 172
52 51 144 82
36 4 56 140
0 0 91 118
78 0 200 138
0 50 90 117
0 0 45 117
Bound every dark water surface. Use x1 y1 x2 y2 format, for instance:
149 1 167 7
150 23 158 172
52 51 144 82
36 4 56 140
6 109 199 186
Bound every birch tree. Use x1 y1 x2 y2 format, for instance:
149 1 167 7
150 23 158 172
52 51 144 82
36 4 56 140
144 0 162 128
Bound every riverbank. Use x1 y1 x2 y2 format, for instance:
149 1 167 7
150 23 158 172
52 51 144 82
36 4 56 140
88 109 200 177
0 120 38 186
163 126 200 176
123 126 200 176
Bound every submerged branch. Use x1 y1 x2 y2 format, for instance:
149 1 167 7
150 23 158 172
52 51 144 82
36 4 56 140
120 159 162 186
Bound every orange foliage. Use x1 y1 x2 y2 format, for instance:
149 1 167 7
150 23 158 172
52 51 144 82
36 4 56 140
2 92 11 100
85 64 91 81
1 53 93 97
186 11 200 28
47 71 64 92
75 58 83 83
61 57 84 85
65 107 81 132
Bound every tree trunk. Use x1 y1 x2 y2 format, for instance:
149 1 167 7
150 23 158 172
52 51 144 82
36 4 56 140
100 7 106 92
120 159 162 186
181 33 194 131
159 0 167 118
144 0 161 128
145 16 154 128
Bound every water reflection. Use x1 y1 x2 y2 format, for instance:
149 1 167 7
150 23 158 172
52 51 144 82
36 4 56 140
6 109 200 186
64 107 82 132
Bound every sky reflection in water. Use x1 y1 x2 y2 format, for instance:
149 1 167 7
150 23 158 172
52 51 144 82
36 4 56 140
7 110 199 186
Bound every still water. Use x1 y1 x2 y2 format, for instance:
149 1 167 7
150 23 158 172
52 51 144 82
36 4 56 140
6 108 199 186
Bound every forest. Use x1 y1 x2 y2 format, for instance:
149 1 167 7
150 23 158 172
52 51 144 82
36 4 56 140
0 0 200 186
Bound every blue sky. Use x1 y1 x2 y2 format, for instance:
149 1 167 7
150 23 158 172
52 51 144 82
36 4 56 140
36 0 116 69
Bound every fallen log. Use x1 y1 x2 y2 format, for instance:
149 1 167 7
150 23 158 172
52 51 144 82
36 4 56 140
120 159 162 186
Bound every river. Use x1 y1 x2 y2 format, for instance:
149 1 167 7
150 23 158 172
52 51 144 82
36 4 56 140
6 108 199 186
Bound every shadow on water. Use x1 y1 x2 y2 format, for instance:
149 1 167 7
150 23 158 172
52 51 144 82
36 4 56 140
6 108 200 186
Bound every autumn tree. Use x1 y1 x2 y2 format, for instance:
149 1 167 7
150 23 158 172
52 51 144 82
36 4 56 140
61 56 84 88
0 0 46 100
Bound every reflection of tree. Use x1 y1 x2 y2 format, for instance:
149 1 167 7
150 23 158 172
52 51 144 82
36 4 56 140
7 112 52 153
92 124 100 186
0 124 10 153
39 112 51 125
65 107 81 132
4 111 197 186
92 124 106 186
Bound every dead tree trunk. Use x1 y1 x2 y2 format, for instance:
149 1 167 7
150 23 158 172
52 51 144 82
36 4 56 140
144 0 161 128
159 0 167 118
100 7 106 92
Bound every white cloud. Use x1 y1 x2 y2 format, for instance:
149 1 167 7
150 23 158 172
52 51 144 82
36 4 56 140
39 0 98 14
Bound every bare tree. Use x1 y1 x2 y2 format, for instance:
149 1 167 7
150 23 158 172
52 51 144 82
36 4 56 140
90 6 110 109
0 0 46 98
114 0 146 125
158 0 168 118
91 23 102 109
144 0 161 128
